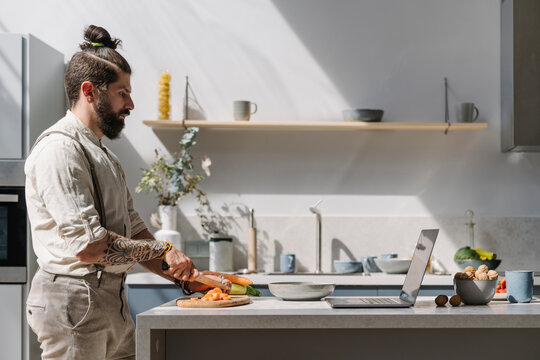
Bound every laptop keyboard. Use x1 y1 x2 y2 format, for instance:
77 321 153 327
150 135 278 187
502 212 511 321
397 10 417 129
355 297 403 304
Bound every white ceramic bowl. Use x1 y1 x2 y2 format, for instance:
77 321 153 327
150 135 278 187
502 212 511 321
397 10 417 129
374 258 412 274
268 282 335 301
454 279 497 305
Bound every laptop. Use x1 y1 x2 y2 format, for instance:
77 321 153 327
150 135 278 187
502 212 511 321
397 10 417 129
326 229 438 308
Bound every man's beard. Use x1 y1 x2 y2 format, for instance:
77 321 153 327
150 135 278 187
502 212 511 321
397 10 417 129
95 92 128 139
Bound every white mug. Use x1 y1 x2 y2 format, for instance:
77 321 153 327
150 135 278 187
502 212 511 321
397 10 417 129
234 100 258 121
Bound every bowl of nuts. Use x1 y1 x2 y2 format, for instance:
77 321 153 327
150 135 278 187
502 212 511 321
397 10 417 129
453 265 498 305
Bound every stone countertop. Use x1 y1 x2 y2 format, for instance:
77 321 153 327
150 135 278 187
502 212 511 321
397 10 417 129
126 272 540 286
136 296 540 329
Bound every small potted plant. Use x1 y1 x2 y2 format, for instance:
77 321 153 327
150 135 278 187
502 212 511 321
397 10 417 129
136 127 213 248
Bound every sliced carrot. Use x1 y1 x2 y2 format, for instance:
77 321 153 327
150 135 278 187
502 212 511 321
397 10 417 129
198 287 235 302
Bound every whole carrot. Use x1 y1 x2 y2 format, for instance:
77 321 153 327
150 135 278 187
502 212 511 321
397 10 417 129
201 270 253 286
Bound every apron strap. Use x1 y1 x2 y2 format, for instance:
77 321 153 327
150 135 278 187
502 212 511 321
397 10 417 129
30 131 107 230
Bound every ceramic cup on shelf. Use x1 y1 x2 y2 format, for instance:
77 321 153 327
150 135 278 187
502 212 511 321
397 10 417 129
361 256 380 274
234 100 258 121
455 102 479 123
506 270 534 303
280 254 296 273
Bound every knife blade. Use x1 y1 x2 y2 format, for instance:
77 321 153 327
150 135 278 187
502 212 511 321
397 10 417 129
194 274 230 291
162 260 229 291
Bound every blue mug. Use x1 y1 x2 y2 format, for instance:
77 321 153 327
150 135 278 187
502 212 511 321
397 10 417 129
361 256 380 273
280 254 295 273
506 270 534 303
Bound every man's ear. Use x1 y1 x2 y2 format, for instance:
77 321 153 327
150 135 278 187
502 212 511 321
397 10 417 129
81 81 96 103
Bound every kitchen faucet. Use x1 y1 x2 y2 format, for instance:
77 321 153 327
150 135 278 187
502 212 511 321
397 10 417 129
309 200 323 274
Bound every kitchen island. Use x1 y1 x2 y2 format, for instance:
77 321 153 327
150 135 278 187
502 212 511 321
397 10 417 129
127 272 540 322
137 296 540 360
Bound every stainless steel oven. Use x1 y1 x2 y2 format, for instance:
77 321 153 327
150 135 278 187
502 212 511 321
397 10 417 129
0 186 27 283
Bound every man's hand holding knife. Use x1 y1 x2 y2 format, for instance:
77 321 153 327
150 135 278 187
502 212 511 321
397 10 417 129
162 247 231 293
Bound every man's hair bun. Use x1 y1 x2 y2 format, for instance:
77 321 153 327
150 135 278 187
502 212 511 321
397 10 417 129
66 25 131 108
80 25 122 50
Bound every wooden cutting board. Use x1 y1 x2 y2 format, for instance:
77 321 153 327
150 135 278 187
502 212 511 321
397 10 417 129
176 295 251 308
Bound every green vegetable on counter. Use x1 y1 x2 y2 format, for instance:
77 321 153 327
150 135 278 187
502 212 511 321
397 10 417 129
231 283 261 296
201 283 261 296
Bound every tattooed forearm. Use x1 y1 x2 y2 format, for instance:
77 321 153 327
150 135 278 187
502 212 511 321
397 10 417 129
98 231 166 265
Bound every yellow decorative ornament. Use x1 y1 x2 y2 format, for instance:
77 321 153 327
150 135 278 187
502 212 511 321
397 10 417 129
158 72 171 120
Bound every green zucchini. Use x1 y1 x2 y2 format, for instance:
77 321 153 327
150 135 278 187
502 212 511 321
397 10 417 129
230 283 261 296
200 283 261 296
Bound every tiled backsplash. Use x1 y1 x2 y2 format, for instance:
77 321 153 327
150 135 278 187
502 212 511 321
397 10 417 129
138 215 540 274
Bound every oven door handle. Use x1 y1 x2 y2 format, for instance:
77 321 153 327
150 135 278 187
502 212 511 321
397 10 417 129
0 194 19 202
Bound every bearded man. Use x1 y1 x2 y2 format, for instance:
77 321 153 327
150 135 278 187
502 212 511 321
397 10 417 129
24 25 229 360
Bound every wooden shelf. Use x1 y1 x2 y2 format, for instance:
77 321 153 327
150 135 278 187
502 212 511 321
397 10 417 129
143 120 488 131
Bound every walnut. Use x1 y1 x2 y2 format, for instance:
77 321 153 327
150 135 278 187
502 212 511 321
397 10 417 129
475 272 489 280
477 264 489 274
454 272 469 280
463 266 476 275
487 270 498 280
464 271 475 280
449 295 461 307
435 295 448 307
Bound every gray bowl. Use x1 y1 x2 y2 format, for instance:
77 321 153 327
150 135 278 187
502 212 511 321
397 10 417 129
374 258 411 274
343 109 384 122
334 260 363 274
454 279 497 305
268 282 335 301
455 259 501 271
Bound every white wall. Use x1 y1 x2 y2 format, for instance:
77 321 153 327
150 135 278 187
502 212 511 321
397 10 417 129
3 0 540 270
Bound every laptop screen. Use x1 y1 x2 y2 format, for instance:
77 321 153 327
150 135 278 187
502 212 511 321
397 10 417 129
399 229 438 304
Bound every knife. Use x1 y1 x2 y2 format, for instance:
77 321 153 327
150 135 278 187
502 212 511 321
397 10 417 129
162 260 229 291
248 208 257 273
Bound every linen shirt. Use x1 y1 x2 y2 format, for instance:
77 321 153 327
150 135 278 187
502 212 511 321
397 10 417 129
25 110 147 276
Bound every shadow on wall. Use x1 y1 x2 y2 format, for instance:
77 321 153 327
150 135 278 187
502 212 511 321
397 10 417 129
102 135 158 227
273 240 283 272
0 19 8 32
331 238 357 267
269 0 495 121
151 126 485 198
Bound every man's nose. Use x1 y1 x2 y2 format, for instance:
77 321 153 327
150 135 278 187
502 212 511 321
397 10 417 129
126 96 134 110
